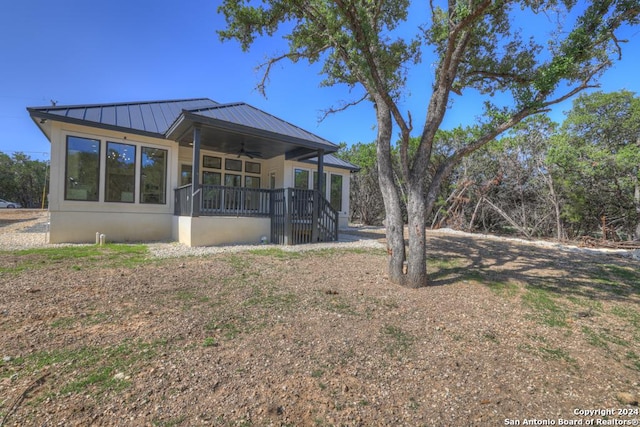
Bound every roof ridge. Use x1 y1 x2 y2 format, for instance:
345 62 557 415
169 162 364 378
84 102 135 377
185 101 244 113
28 98 218 111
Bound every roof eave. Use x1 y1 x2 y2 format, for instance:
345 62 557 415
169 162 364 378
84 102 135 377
27 109 166 140
299 158 361 172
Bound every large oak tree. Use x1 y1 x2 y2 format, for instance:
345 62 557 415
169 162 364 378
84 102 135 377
218 0 639 287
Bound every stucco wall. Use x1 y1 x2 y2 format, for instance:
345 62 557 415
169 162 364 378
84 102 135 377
174 216 271 247
48 122 178 214
49 211 173 243
45 120 352 245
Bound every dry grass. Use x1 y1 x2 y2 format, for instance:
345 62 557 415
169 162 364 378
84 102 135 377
0 213 639 425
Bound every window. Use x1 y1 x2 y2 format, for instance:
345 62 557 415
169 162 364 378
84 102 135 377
203 155 221 169
140 147 167 204
269 172 276 189
65 136 100 201
330 174 343 211
180 165 192 186
294 168 309 189
244 176 261 210
203 172 222 210
224 173 242 187
203 171 221 185
225 158 242 172
313 171 326 194
245 161 261 174
244 176 260 189
106 142 136 202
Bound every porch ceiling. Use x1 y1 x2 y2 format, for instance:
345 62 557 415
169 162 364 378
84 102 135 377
167 111 337 161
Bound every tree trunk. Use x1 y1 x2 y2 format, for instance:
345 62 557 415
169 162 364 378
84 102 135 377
405 180 428 288
374 101 406 285
634 175 640 240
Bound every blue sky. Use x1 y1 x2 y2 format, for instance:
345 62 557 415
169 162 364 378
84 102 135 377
1 0 639 162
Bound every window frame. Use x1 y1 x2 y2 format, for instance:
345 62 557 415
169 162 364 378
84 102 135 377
225 158 243 172
64 135 101 202
245 161 261 174
203 155 221 169
294 168 310 189
140 146 168 204
330 173 343 212
105 141 137 203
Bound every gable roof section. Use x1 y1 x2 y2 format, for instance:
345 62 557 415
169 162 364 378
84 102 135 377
28 98 219 138
185 102 334 147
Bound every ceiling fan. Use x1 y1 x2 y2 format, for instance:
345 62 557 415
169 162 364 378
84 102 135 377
237 143 262 159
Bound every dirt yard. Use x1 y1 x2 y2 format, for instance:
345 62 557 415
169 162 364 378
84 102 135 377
0 210 639 426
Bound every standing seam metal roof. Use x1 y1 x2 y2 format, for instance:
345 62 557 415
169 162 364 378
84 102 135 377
191 102 335 147
28 98 335 148
28 98 219 136
28 98 358 169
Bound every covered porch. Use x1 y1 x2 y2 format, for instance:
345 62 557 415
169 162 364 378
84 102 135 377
168 103 342 246
174 185 338 245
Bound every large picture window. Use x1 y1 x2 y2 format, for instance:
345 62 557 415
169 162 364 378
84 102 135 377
330 174 343 211
140 147 167 204
106 142 136 202
65 136 100 201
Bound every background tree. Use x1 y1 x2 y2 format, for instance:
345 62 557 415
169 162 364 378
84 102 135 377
549 90 640 240
0 151 49 208
337 142 386 225
218 0 639 287
465 117 561 239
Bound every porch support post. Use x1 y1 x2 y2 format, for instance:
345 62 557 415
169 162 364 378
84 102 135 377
285 188 292 245
316 149 325 193
190 125 201 217
312 149 324 242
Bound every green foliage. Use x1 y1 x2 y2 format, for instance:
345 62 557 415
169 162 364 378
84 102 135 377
217 0 639 286
548 90 640 238
0 151 49 208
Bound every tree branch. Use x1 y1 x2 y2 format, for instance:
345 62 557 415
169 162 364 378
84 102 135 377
256 48 328 96
318 93 369 122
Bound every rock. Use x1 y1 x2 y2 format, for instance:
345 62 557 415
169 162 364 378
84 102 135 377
631 249 640 261
616 392 638 406
113 372 126 381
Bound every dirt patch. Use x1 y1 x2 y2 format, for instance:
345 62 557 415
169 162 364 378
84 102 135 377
1 214 639 426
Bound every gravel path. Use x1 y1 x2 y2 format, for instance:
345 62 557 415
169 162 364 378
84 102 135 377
0 210 385 256
1 210 636 262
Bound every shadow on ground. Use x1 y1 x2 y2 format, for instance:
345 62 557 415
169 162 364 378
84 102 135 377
427 233 639 302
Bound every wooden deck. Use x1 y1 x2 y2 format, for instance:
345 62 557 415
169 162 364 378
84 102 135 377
174 185 338 245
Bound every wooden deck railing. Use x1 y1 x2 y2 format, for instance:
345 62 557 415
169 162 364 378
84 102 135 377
270 188 338 244
174 184 192 216
174 185 338 244
201 185 271 216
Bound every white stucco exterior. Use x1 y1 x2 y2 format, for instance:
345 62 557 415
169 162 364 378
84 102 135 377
173 216 271 247
41 119 354 246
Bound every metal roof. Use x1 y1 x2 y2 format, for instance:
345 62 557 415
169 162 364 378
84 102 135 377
28 98 219 137
27 97 359 169
191 103 335 147
302 153 360 171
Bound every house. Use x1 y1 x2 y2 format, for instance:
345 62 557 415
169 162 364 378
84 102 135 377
27 98 359 246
